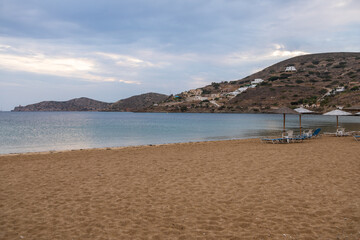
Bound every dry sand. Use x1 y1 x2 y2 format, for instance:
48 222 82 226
0 136 359 240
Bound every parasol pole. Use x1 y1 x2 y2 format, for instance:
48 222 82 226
336 115 339 130
283 113 286 132
299 114 302 135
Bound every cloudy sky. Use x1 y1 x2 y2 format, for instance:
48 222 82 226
0 0 359 110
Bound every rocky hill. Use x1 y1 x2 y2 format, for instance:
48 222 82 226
12 97 112 112
106 93 169 112
145 52 360 113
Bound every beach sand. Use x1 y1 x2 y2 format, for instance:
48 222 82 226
0 136 359 239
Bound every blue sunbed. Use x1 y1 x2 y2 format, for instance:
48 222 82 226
261 136 306 144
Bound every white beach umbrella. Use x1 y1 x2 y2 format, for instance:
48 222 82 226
295 107 314 135
323 109 352 129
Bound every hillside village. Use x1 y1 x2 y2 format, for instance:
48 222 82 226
145 52 360 113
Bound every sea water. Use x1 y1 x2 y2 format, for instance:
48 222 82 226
0 112 359 154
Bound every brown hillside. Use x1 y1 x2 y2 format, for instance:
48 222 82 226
145 52 360 113
106 93 168 112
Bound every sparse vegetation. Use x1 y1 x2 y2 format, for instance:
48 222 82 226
319 89 328 95
211 82 220 89
333 61 347 68
279 73 291 79
268 76 279 81
202 89 211 94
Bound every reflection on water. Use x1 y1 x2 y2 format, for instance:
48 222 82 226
0 112 359 154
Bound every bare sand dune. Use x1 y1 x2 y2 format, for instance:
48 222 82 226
0 136 359 239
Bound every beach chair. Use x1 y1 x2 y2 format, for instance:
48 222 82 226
310 128 321 138
297 128 320 139
303 129 313 138
354 135 360 141
336 128 346 137
282 130 293 139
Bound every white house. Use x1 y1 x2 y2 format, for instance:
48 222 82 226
335 86 345 92
251 78 264 85
229 87 249 96
285 66 296 72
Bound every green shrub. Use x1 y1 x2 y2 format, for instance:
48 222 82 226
260 81 272 86
333 62 347 68
295 80 304 84
279 73 291 79
180 106 188 112
268 76 279 81
350 86 359 91
312 60 320 65
319 89 328 95
211 82 220 89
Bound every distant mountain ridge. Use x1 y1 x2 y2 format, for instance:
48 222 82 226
12 93 169 112
12 97 112 112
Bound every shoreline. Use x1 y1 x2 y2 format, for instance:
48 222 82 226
0 137 258 157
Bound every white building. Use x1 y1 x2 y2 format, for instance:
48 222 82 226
251 78 264 84
229 87 249 96
285 66 296 72
335 86 345 92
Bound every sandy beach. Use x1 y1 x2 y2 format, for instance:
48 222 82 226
0 136 359 239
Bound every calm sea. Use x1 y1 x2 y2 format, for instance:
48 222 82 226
0 112 359 154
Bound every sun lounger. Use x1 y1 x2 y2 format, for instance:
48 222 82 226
354 135 360 141
282 130 293 139
298 128 321 139
261 136 305 144
336 128 347 137
261 137 286 144
310 128 321 138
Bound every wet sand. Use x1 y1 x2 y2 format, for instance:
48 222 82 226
0 136 359 239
